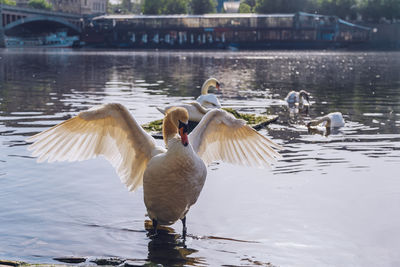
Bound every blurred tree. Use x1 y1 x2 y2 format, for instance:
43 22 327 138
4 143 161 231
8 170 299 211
191 0 216 14
143 0 164 14
255 0 308 13
244 0 256 8
163 0 188 14
239 2 252 12
0 0 16 5
382 0 400 20
28 0 52 10
308 0 357 19
358 0 400 21
122 0 132 12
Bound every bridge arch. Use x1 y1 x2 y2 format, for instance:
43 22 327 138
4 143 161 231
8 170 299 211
5 15 81 34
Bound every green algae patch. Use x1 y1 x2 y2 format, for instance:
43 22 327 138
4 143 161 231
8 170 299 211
141 108 278 134
222 108 276 126
141 119 164 132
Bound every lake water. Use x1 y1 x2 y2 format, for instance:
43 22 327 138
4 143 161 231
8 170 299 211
0 49 399 267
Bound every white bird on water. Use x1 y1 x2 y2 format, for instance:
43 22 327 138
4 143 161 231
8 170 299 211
157 78 221 122
285 90 310 107
27 103 281 235
307 112 345 128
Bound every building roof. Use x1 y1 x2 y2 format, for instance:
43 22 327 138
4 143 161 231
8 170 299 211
93 13 295 20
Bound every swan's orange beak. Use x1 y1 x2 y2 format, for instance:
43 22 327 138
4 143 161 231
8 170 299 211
179 121 189 147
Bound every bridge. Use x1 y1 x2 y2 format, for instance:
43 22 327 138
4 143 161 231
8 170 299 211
0 4 84 47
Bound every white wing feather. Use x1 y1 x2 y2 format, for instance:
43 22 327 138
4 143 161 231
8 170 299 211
27 103 160 191
189 109 282 168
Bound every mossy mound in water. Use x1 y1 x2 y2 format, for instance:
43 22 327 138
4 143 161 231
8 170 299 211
141 108 278 133
221 108 272 125
141 118 164 132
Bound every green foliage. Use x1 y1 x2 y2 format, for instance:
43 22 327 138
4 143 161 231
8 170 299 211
358 0 400 21
28 0 52 10
134 0 399 21
143 0 163 14
252 0 400 21
143 0 188 14
255 0 308 14
191 0 216 14
239 2 252 13
0 0 16 5
243 0 256 9
141 108 277 133
122 0 132 12
164 0 188 14
308 0 357 19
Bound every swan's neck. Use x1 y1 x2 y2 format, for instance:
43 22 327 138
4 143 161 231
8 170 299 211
310 116 331 127
299 92 307 98
201 79 215 95
162 114 178 147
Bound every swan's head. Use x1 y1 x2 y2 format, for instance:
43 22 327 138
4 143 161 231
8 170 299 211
299 90 310 102
196 94 221 108
164 107 189 147
201 78 221 95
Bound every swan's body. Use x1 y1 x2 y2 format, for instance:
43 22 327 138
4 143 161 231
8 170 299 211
285 90 310 106
157 78 221 122
196 77 221 108
156 102 208 122
307 112 345 128
144 137 206 225
27 103 281 233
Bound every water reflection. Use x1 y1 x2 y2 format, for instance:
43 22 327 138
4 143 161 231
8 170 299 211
1 50 400 266
145 222 203 266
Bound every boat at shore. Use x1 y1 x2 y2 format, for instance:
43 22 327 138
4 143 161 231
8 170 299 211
5 31 79 48
82 12 371 49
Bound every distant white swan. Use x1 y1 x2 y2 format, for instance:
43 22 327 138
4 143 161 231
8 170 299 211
157 78 221 122
307 112 345 128
27 103 281 235
196 77 221 108
285 90 310 106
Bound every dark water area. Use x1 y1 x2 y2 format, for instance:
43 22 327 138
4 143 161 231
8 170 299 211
0 49 399 266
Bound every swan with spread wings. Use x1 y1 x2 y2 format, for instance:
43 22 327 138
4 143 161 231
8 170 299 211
27 103 281 235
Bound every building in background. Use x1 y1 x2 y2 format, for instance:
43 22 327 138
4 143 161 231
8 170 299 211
223 1 240 13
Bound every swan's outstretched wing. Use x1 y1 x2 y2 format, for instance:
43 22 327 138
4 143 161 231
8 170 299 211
27 103 161 191
189 109 282 168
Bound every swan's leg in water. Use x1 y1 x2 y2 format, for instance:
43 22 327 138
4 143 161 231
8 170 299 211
152 219 158 235
181 216 187 238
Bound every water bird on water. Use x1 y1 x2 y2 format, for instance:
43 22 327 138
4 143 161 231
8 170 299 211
307 112 345 128
285 90 310 107
27 103 281 236
157 78 221 122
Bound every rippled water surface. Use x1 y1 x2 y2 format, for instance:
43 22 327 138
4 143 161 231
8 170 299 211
1 49 400 267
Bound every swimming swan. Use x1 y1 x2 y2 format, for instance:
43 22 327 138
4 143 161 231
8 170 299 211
307 112 345 128
196 77 221 108
157 78 221 122
285 90 310 106
157 102 209 122
27 103 281 235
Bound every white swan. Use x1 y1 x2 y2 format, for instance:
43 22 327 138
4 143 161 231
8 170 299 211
27 103 281 235
156 102 209 122
196 77 221 108
307 112 345 128
285 90 310 106
157 78 221 122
